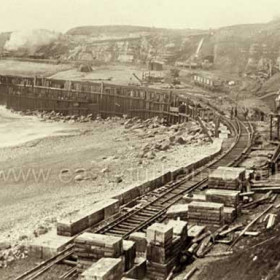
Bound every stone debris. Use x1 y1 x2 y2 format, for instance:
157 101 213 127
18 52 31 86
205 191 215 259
123 117 216 161
0 245 28 268
80 257 124 280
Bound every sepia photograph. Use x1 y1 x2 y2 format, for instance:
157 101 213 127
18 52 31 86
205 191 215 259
0 0 280 279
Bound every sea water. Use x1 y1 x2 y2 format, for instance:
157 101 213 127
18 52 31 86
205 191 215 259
0 106 74 148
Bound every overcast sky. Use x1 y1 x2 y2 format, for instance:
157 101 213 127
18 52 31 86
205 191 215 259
0 0 280 33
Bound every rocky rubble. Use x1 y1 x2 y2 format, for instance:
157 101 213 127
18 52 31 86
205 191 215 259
16 109 129 124
0 244 28 268
123 117 216 161
22 110 96 123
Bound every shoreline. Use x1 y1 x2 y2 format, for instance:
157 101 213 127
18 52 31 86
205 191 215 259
0 115 223 246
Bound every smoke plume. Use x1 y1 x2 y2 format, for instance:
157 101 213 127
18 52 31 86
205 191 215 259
4 29 60 54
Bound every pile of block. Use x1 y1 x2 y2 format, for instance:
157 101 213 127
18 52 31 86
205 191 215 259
166 204 188 221
206 189 240 207
129 232 147 256
57 199 119 236
188 201 224 226
123 240 136 272
208 167 246 190
167 219 189 257
74 233 123 273
80 257 124 280
146 223 175 280
205 189 240 223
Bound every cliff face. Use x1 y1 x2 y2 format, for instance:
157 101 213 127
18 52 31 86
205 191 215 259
62 21 280 73
208 21 280 73
2 22 280 75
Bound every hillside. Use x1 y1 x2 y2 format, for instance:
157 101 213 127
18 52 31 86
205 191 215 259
1 22 280 98
66 25 205 36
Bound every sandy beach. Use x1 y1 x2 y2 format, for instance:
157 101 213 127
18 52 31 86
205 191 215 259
0 109 222 245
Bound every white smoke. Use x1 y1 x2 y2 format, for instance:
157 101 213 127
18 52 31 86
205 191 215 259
4 29 60 54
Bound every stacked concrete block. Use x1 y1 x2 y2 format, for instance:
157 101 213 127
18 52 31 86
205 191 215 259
74 233 123 273
147 257 176 280
188 201 224 226
205 189 240 208
87 199 119 226
57 199 119 236
129 232 147 255
208 167 246 190
188 225 206 238
57 214 89 237
123 257 146 280
146 223 175 280
167 220 188 244
80 257 124 280
29 229 72 259
122 240 136 272
223 207 237 224
166 204 188 221
183 193 206 203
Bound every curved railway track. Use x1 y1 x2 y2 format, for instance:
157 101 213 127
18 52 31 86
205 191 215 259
15 116 254 280
91 118 254 238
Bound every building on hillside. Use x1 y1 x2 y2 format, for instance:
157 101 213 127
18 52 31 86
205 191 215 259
148 60 164 71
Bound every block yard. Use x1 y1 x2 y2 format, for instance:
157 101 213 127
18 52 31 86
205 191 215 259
2 10 280 280
2 81 278 280
1 62 280 280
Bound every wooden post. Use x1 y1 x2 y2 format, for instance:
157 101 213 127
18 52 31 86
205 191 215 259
197 116 213 143
215 116 220 137
277 115 280 140
270 114 273 141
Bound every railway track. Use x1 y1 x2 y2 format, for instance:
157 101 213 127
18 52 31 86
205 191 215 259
14 245 75 280
15 117 254 280
91 119 254 238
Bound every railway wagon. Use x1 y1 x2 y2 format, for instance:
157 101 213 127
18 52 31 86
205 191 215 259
193 74 223 91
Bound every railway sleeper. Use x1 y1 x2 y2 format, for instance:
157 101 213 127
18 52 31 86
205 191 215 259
114 224 136 231
106 229 127 235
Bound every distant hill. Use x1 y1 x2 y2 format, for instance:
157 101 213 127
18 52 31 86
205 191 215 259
66 25 159 35
66 25 205 36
